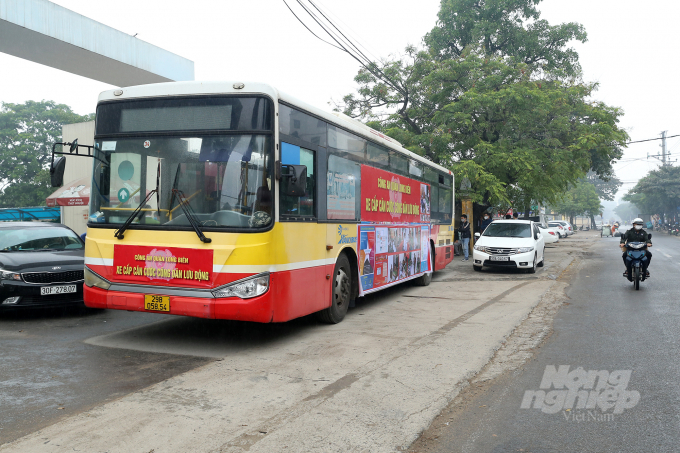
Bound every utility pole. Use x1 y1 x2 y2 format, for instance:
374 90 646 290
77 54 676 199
661 130 667 166
648 131 676 166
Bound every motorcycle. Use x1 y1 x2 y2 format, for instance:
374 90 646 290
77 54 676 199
623 235 651 290
672 224 680 236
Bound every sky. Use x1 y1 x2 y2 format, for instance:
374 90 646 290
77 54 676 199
1 0 678 200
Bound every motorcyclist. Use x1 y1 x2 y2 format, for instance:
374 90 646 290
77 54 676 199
620 218 652 278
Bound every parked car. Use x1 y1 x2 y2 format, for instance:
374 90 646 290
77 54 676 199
472 220 546 273
0 223 85 309
538 223 560 244
551 220 574 236
548 222 568 238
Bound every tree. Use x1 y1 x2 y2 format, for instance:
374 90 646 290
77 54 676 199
0 100 93 208
340 0 627 208
623 166 680 220
614 202 640 223
586 170 621 201
550 180 603 225
425 0 587 77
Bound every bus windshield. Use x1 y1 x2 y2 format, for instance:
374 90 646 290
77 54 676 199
90 135 273 230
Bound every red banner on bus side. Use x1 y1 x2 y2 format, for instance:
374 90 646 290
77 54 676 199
112 245 214 288
360 165 430 223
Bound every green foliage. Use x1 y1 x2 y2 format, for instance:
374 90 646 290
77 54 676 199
0 100 93 208
340 0 627 208
550 180 603 222
425 0 587 77
586 170 621 201
0 169 53 209
623 166 680 216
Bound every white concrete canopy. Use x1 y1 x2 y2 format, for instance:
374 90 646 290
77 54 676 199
0 0 194 86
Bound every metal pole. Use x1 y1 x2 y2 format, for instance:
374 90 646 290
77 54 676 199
662 131 667 166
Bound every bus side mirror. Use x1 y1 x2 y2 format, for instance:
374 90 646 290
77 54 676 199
50 156 66 187
69 139 79 153
280 164 307 197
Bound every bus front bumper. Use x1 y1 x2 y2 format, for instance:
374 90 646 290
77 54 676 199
84 285 276 323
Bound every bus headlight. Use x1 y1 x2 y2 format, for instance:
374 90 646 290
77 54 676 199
212 273 270 299
84 267 111 290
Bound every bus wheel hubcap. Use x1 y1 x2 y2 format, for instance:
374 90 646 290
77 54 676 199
335 269 350 307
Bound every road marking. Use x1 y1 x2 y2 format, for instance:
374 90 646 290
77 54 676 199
663 253 672 258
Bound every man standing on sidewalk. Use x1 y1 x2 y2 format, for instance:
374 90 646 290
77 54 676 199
459 214 471 261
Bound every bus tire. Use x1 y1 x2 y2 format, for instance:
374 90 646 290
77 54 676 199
317 254 352 324
414 243 435 286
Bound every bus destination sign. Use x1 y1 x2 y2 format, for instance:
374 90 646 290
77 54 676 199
113 245 214 288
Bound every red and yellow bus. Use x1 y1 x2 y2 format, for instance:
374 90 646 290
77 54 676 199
72 82 454 323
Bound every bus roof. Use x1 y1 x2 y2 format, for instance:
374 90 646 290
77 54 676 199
98 81 454 177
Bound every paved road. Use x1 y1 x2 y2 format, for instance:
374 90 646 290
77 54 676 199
0 307 211 444
415 231 680 452
1 240 574 453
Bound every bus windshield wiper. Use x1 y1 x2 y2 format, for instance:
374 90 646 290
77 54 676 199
114 190 157 240
115 161 164 241
171 189 211 243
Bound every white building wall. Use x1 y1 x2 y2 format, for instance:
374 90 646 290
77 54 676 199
60 120 94 235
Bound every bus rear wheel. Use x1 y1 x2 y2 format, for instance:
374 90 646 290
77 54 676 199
414 243 434 286
317 254 352 324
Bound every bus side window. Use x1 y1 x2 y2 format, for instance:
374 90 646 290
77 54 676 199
327 155 360 221
280 143 315 218
424 167 439 222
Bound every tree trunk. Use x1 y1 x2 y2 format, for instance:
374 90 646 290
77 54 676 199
589 213 596 228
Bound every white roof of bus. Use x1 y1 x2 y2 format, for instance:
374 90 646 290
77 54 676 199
98 81 453 177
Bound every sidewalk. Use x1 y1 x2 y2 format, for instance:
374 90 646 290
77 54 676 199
1 235 598 453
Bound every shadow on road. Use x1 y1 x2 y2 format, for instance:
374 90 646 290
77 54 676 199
0 304 104 321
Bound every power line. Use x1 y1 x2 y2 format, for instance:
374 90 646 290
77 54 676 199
311 0 382 64
627 134 680 144
281 0 343 51
281 0 406 98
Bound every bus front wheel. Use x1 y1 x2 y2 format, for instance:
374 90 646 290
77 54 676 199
317 254 352 324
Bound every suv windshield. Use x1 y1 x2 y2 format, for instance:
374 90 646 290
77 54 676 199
483 223 532 238
90 135 273 229
0 227 83 251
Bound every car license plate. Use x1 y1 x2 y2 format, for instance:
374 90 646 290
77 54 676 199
490 256 510 261
144 295 170 312
40 285 76 295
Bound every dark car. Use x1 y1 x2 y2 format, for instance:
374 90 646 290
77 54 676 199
0 222 85 309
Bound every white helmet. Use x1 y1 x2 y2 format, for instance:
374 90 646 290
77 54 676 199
632 218 644 225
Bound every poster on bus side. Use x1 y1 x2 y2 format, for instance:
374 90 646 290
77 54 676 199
358 224 430 295
361 165 430 224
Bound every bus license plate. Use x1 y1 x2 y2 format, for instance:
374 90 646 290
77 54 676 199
490 256 510 261
41 285 76 295
144 295 170 312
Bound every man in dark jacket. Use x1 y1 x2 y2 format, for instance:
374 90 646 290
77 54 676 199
459 214 471 261
620 218 652 278
480 213 493 232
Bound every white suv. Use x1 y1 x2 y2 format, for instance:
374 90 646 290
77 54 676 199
472 220 546 273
